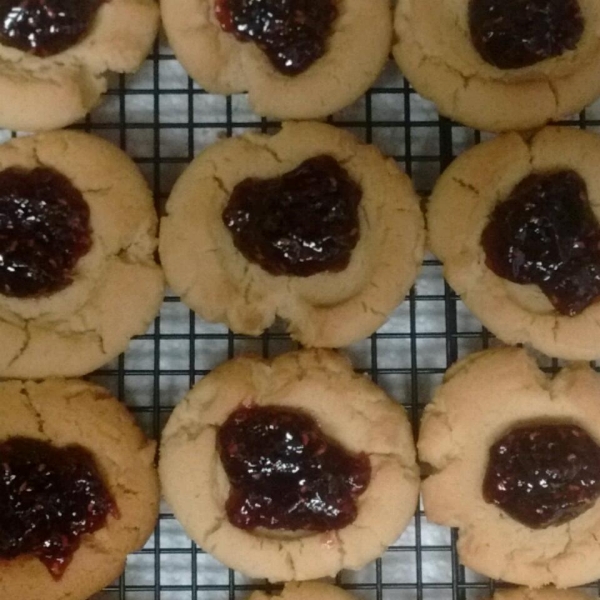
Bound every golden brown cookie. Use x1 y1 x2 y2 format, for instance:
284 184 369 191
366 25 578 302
420 347 600 587
160 0 392 120
0 130 164 378
0 0 159 132
393 0 600 132
251 582 358 600
428 126 600 361
159 121 424 348
0 379 159 600
160 349 419 582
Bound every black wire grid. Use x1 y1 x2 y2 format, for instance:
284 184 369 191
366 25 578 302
35 37 600 600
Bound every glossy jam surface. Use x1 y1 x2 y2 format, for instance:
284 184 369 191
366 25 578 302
0 0 106 57
222 155 361 278
483 424 600 528
0 166 92 299
215 0 337 75
0 437 116 578
217 405 371 531
469 0 584 69
481 170 600 316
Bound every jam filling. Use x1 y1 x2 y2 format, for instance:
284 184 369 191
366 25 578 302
481 170 600 316
222 155 361 278
215 0 337 75
483 423 600 528
216 405 371 531
469 0 584 69
0 166 92 299
0 437 117 578
0 0 107 57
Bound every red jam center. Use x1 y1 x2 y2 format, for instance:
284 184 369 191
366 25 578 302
0 437 117 578
222 155 361 278
483 424 600 528
469 0 584 69
0 166 92 299
215 0 337 75
0 0 106 57
481 170 600 316
217 405 371 531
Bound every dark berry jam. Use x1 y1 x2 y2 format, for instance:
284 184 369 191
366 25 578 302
483 424 600 528
481 170 600 316
0 437 117 578
0 166 92 299
483 424 600 529
217 405 371 531
0 0 106 57
222 155 361 278
215 0 337 75
469 0 584 69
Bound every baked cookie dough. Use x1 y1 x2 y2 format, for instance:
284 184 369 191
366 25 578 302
251 583 358 600
160 122 424 348
492 590 594 600
0 379 159 600
161 0 392 120
0 0 159 131
393 0 600 132
420 347 600 587
0 0 158 132
428 126 600 361
0 131 164 379
160 349 419 582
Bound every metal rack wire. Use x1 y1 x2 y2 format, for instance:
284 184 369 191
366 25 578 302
45 38 600 600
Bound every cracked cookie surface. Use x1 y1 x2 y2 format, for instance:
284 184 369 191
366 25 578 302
159 349 420 582
393 0 600 132
0 130 164 379
428 127 600 360
160 0 392 120
0 379 159 600
420 347 600 587
0 0 158 131
159 122 424 348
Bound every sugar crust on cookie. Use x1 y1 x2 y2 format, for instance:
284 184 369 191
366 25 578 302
161 0 392 120
393 0 600 131
0 379 159 600
160 349 420 582
0 131 164 378
420 347 600 587
160 121 424 348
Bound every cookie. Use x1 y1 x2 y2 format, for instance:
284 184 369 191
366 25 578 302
393 0 600 132
0 130 164 378
160 349 419 582
0 0 158 132
251 582 358 600
160 0 392 120
427 126 600 361
492 590 594 600
0 379 159 600
420 347 600 587
160 121 424 348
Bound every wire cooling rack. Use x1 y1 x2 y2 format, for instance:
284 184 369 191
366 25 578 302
28 34 599 600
